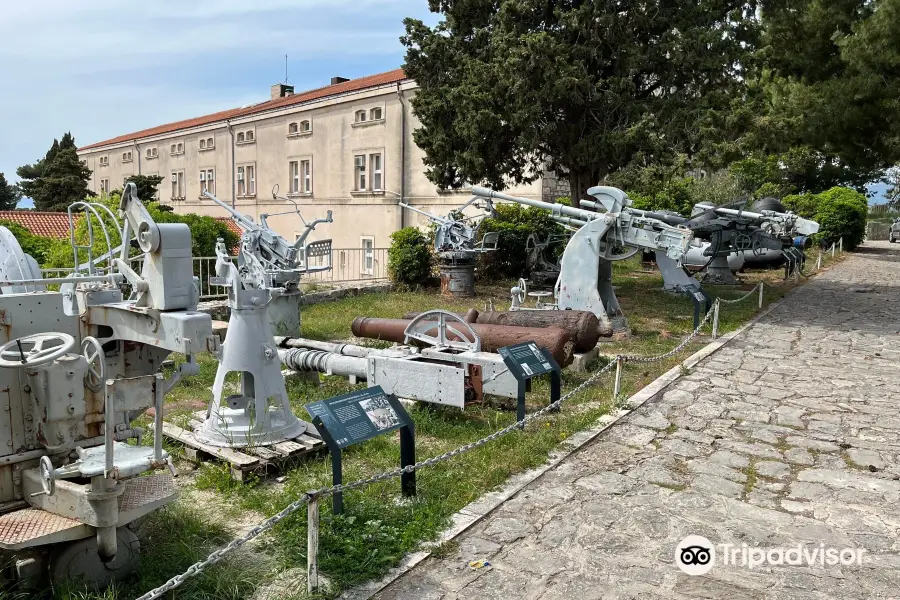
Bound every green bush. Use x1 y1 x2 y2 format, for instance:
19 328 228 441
477 204 565 279
627 177 696 216
783 187 867 250
813 187 867 250
388 227 433 285
41 192 239 269
0 220 55 264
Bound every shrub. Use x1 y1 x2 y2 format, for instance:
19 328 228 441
0 220 55 264
783 187 867 250
41 192 239 269
627 177 696 216
477 203 565 279
812 187 867 250
388 227 433 285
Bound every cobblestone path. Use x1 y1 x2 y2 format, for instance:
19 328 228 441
374 241 900 600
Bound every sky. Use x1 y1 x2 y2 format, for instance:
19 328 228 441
0 0 437 208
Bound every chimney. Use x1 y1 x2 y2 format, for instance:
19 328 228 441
270 83 295 99
330 76 350 85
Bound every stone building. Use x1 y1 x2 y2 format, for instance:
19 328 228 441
76 69 545 255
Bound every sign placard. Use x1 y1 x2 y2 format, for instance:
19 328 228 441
498 341 558 381
497 341 562 427
306 387 407 449
306 386 415 514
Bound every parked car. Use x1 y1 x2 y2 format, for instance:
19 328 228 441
891 218 900 243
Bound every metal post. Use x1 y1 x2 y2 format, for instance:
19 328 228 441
711 299 720 340
816 252 822 271
831 242 835 258
154 374 164 461
307 496 319 594
793 262 800 283
613 357 623 401
839 237 843 253
758 282 764 309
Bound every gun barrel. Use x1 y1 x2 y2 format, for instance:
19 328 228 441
693 203 819 235
471 186 600 223
203 191 258 230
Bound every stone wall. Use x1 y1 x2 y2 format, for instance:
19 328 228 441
541 168 570 203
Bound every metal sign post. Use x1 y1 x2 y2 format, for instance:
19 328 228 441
306 386 415 514
497 342 562 428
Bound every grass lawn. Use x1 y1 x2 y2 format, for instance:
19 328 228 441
46 247 841 600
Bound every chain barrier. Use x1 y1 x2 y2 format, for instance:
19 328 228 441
136 305 719 600
715 281 762 305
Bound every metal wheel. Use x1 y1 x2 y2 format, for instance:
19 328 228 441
49 528 140 589
0 333 75 368
517 278 528 303
404 310 482 352
81 336 106 392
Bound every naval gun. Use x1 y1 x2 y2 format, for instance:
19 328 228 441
204 186 333 336
470 186 695 332
192 189 334 449
400 196 499 296
0 182 219 588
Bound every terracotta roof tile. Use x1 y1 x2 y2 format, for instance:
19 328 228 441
0 212 244 247
81 69 408 151
0 211 77 239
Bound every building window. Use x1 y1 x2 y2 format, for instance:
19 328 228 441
171 171 184 200
246 131 254 142
236 130 255 144
99 179 110 195
200 137 214 151
145 148 158 159
353 154 366 191
288 122 298 135
361 237 375 275
236 132 244 143
122 151 132 163
99 156 109 166
177 142 184 153
353 152 383 192
300 120 311 133
370 153 383 191
354 110 367 123
301 159 311 194
289 160 299 194
170 144 177 155
370 107 383 121
200 168 215 195
237 164 256 197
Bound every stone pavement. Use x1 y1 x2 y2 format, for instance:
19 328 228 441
373 241 900 600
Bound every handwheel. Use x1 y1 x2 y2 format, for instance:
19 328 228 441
81 336 106 392
0 332 75 368
404 310 482 352
517 278 528 303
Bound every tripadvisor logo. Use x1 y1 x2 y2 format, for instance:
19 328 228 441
675 535 866 574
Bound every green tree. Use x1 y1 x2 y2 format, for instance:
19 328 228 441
17 132 94 211
746 0 900 189
402 0 758 207
783 186 867 249
116 174 164 205
0 173 21 210
0 220 55 263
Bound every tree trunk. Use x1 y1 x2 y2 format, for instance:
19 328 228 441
568 169 602 210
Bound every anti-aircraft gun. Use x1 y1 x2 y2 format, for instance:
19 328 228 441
400 197 499 297
192 189 334 449
470 186 696 332
0 183 219 587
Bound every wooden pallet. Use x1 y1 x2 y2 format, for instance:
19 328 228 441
162 414 325 482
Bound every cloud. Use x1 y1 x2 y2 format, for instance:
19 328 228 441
0 1 437 192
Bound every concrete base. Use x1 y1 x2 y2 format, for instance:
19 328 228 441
568 347 600 372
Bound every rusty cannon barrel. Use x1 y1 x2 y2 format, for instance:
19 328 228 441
402 309 479 323
473 310 601 353
351 317 574 367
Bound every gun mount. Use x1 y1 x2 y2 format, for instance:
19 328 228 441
193 188 335 448
0 182 218 588
204 187 333 336
401 197 499 297
471 186 695 333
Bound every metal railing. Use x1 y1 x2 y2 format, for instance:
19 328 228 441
38 249 390 301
